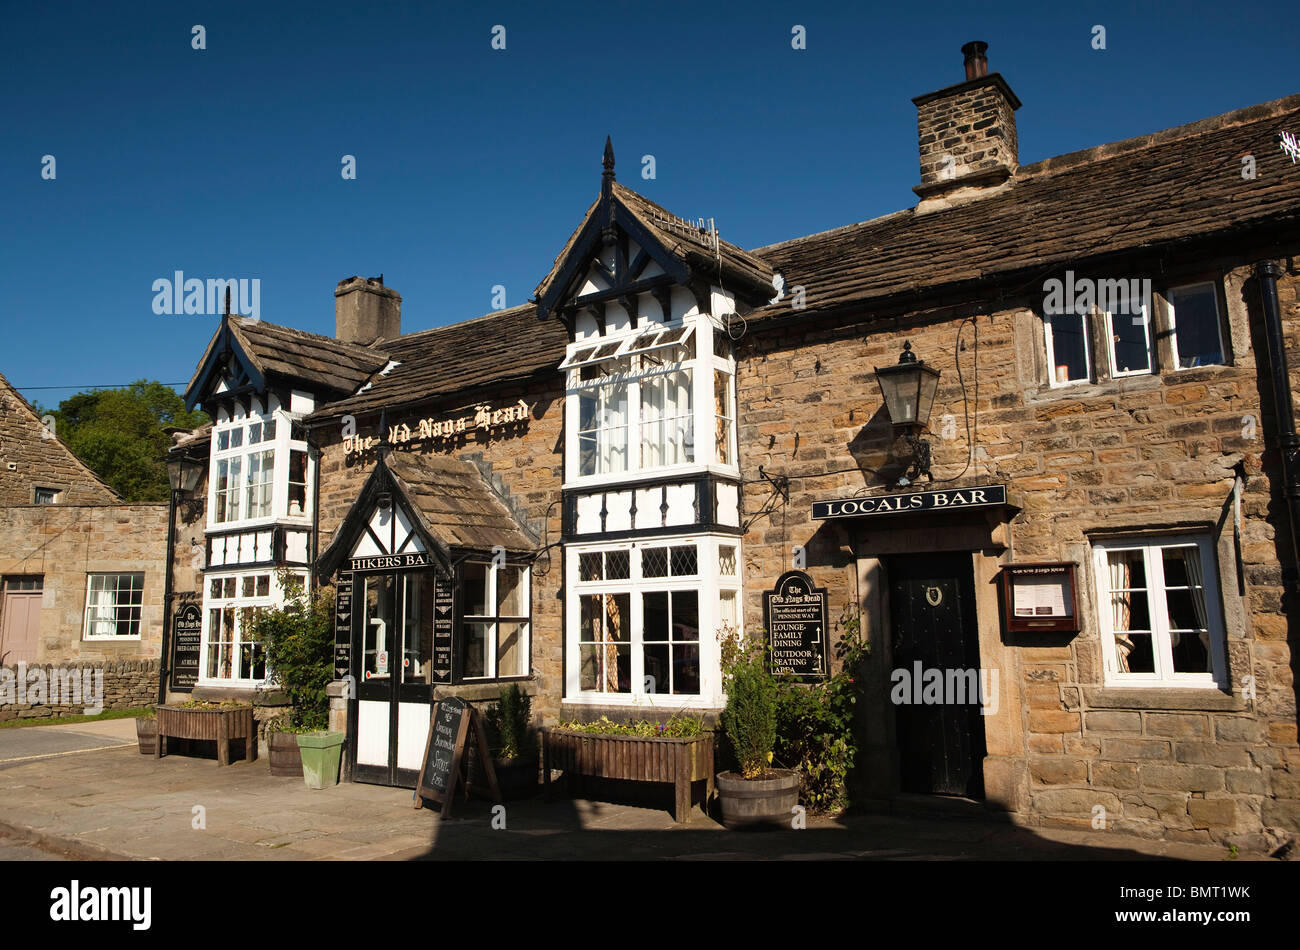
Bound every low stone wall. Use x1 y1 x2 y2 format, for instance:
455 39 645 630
0 659 159 721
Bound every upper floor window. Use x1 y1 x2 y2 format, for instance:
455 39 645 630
33 487 60 504
566 317 735 483
1093 535 1226 688
209 401 311 527
1167 282 1226 369
1039 276 1230 387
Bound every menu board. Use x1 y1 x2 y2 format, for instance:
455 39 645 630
334 573 353 678
763 570 829 681
170 604 203 692
432 573 454 683
413 697 500 818
1000 563 1080 634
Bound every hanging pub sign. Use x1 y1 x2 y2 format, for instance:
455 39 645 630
1000 562 1080 634
763 570 829 681
413 697 500 818
433 573 454 683
169 604 203 692
334 572 354 678
812 484 1007 520
347 552 430 572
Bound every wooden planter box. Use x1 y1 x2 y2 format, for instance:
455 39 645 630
541 728 714 823
156 705 257 766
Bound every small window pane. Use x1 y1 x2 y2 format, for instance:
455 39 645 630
606 550 630 580
210 578 222 598
241 576 254 598
643 548 668 578
719 545 737 575
1168 284 1224 368
643 591 669 640
579 552 603 582
1110 310 1151 375
256 575 270 597
670 545 697 576
497 566 526 616
1046 313 1089 384
223 577 237 598
463 563 488 615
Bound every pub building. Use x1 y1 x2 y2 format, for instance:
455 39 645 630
167 43 1300 850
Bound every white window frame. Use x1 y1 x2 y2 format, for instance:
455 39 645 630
1104 300 1155 378
1043 311 1092 388
460 561 531 681
1093 535 1227 689
33 487 61 504
198 570 306 686
1166 281 1227 370
565 535 741 708
564 313 738 489
207 397 314 530
83 573 145 640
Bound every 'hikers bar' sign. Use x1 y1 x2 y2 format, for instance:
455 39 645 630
812 485 1007 520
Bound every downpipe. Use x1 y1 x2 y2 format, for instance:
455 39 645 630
1255 260 1300 590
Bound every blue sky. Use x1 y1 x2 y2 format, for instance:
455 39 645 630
3 0 1297 408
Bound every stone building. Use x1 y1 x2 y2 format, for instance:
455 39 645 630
169 43 1300 849
0 370 168 717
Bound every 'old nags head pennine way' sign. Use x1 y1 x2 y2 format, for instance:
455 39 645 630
763 570 829 681
170 604 203 692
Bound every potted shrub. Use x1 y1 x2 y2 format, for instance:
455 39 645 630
135 709 157 755
716 628 798 829
251 573 342 789
484 684 537 799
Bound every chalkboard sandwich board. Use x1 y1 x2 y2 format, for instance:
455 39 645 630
413 697 501 818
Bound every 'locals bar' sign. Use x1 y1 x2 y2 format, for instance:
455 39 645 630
812 484 1007 520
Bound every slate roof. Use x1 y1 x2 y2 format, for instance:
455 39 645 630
386 452 537 553
187 317 392 402
531 182 776 307
746 93 1300 323
307 303 568 421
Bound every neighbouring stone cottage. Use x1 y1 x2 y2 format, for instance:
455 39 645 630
0 370 168 719
169 42 1300 850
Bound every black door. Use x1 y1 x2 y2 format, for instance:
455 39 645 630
888 552 986 798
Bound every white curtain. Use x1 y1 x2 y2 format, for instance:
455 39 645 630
1108 555 1133 672
1182 547 1211 662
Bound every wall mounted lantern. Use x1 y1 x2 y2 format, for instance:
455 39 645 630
166 454 204 495
875 341 941 484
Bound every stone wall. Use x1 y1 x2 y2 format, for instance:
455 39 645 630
313 374 566 726
0 659 159 721
0 503 169 664
732 254 1300 849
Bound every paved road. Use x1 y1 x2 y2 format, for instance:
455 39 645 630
0 718 135 766
0 836 66 860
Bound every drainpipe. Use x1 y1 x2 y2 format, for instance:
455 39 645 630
1255 261 1300 590
158 486 178 707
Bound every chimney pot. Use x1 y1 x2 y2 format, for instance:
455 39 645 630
962 41 989 80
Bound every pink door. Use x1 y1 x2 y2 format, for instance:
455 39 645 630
0 577 43 665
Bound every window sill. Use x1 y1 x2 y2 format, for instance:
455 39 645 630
434 679 536 702
82 636 142 643
560 701 723 726
1082 685 1243 711
1024 373 1164 405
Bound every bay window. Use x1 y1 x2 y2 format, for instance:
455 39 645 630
209 401 312 527
566 316 736 483
568 537 740 704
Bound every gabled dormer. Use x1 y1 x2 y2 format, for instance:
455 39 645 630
535 142 774 516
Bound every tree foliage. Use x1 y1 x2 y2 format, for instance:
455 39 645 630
40 380 208 501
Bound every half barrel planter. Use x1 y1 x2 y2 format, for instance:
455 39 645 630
541 728 715 823
715 769 800 830
155 705 258 765
268 730 304 777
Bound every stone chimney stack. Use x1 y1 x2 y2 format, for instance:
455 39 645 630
912 41 1022 212
335 276 401 346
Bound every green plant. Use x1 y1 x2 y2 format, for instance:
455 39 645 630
719 626 777 779
773 603 868 813
250 572 335 731
556 713 704 738
486 684 534 759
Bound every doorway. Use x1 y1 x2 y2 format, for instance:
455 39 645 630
0 576 43 665
888 553 986 799
350 569 435 787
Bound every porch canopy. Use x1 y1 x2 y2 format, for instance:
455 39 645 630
316 449 537 578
